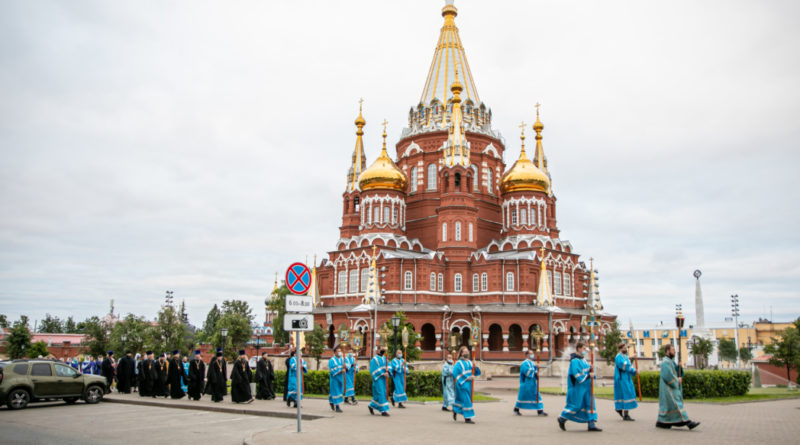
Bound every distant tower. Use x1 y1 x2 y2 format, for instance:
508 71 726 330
693 269 705 329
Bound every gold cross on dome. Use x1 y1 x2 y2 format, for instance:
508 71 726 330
535 102 541 117
381 119 388 132
358 97 364 111
518 120 526 130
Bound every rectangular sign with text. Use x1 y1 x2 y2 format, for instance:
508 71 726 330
285 295 313 313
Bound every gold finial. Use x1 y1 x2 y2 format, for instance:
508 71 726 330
381 119 388 152
533 102 544 133
355 98 366 128
518 120 528 157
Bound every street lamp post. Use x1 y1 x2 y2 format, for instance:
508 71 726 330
675 304 685 375
391 315 401 354
254 328 261 358
731 294 741 368
220 328 229 358
120 335 127 352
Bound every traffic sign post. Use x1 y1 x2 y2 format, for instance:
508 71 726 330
284 262 314 433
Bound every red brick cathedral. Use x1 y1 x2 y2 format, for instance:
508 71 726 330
313 1 615 360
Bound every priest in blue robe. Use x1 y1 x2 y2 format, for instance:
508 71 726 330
328 345 345 412
389 349 408 408
514 350 546 416
82 355 94 375
344 349 358 405
286 351 307 408
441 352 455 411
452 347 481 424
558 342 601 432
656 344 700 430
614 342 638 420
368 347 390 416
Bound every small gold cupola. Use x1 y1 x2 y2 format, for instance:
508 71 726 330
500 113 550 194
357 120 408 192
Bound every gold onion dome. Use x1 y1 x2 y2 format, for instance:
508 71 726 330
500 121 550 194
358 120 407 192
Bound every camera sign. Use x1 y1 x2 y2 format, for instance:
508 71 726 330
284 314 314 332
285 295 313 313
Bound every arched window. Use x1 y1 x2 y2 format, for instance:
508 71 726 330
437 273 444 292
373 206 380 223
547 270 553 293
506 272 514 291
563 273 571 296
392 207 398 225
520 209 527 225
511 208 518 226
488 324 503 351
442 222 447 241
553 271 562 295
508 324 523 351
472 274 479 292
421 324 436 351
349 269 358 293
361 268 369 292
468 223 473 242
328 325 336 349
471 165 479 191
530 206 536 225
455 222 461 241
410 167 418 193
427 164 437 190
337 271 347 294
481 273 488 291
404 271 413 290
354 196 360 212
485 167 493 194
430 272 436 291
383 206 390 224
367 205 372 224
454 172 461 189
454 273 462 292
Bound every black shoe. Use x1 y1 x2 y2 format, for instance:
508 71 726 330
330 403 335 411
442 406 450 411
688 421 700 430
335 406 343 413
381 412 390 417
558 417 566 431
391 398 395 407
588 426 602 432
538 411 549 417
465 418 475 424
616 409 624 419
623 414 635 421
514 408 521 416
369 406 375 415
398 403 405 409
286 400 291 407
655 422 671 429
453 412 458 421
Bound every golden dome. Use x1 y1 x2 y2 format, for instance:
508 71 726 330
500 122 550 194
358 121 407 192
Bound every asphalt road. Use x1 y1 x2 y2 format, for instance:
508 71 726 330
0 400 294 445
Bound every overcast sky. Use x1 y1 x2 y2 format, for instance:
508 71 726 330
1 0 798 332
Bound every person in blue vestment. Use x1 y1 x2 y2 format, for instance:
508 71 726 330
344 348 358 405
328 345 345 412
514 350 547 416
94 356 103 376
286 350 307 408
389 349 408 408
441 352 455 412
368 347 390 417
452 346 481 424
82 355 94 375
558 342 602 432
614 342 638 421
656 344 700 430
181 356 190 393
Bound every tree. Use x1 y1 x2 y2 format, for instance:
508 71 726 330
0 314 8 329
110 314 151 354
197 304 221 343
718 338 738 364
304 324 327 370
380 311 423 361
38 313 63 333
149 304 186 355
764 320 800 386
739 346 753 362
63 316 78 334
657 344 669 359
210 300 255 360
27 341 50 358
690 337 714 369
80 316 111 357
6 318 32 359
599 321 622 364
268 284 291 345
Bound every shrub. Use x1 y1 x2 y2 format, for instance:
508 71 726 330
273 369 444 397
638 369 751 398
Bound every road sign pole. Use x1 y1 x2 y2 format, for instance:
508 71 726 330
296 330 302 433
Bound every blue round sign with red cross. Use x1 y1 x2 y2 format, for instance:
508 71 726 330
285 262 311 295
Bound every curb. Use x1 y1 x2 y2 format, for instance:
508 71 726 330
102 397 330 420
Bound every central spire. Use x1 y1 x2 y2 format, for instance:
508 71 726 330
419 0 480 106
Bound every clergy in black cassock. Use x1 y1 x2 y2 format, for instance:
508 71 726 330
230 350 254 403
153 355 169 397
139 351 155 397
116 351 135 393
167 350 186 399
187 350 206 400
207 352 226 402
101 351 115 392
255 352 275 400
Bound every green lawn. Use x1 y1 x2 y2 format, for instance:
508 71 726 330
538 386 800 404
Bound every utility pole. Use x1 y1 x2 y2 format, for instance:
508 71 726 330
731 294 740 368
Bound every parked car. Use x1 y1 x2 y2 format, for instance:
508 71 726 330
0 359 107 410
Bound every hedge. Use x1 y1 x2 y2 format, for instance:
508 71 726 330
637 370 751 398
273 370 444 397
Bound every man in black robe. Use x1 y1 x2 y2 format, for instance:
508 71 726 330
153 354 168 397
139 351 154 397
116 351 135 393
230 350 254 403
207 351 226 402
167 350 186 399
255 352 275 400
101 351 115 392
187 350 206 400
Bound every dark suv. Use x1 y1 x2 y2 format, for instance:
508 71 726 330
0 359 107 410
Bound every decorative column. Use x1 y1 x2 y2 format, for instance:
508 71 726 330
482 333 489 352
435 333 442 352
502 334 509 352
